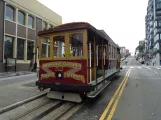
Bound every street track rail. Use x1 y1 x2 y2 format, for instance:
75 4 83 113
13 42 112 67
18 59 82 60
0 92 48 114
32 101 65 120
0 95 83 120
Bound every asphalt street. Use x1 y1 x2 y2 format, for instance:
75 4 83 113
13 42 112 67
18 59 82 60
69 56 161 120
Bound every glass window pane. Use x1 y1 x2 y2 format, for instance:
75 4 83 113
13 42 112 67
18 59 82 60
42 21 47 30
49 24 53 29
157 3 161 9
28 15 34 28
53 36 65 58
157 11 161 15
48 46 50 57
5 6 14 21
41 37 50 57
18 11 25 25
27 41 34 60
17 39 24 60
158 21 161 26
4 36 14 58
54 47 57 56
69 33 83 57
42 44 46 57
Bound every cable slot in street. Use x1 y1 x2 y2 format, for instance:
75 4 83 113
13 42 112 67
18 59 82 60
32 101 65 120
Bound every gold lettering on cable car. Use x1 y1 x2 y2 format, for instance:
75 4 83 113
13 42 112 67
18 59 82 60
42 62 82 69
64 72 85 83
41 72 55 80
41 62 85 82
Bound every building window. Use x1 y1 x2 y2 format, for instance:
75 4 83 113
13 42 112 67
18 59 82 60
49 24 53 29
154 28 157 35
4 36 14 58
158 21 161 26
159 34 161 40
158 28 161 32
42 21 47 30
28 15 34 28
18 11 25 25
157 3 161 9
154 21 157 27
157 11 161 15
17 38 25 60
5 5 14 21
27 40 34 60
154 34 159 41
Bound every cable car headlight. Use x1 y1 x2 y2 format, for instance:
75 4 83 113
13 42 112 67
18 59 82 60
56 72 63 79
58 73 62 77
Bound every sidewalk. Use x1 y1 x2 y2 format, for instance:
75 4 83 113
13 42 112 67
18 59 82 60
0 78 48 111
0 71 35 79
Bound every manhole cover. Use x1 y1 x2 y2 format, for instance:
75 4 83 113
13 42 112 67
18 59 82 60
22 82 36 87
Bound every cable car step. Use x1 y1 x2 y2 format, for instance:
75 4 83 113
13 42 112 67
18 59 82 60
47 91 82 103
87 80 111 98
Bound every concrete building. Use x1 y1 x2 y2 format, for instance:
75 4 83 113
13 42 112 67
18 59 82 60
0 0 62 72
125 49 130 57
145 0 161 65
135 48 139 57
120 47 126 58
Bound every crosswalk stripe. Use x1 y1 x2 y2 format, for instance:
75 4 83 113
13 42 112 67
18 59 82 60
120 66 161 70
145 67 151 69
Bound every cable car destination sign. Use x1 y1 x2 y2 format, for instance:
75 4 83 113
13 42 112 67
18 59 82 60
40 61 85 83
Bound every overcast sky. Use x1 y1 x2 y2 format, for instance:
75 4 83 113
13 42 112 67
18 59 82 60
38 0 148 54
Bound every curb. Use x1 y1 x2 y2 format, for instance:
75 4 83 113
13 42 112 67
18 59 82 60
0 91 48 114
121 58 126 61
0 73 36 81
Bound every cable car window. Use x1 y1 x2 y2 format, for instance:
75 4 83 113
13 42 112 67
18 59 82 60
41 37 50 58
69 33 83 57
53 36 65 58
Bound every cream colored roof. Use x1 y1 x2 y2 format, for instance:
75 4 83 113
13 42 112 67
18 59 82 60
5 0 62 25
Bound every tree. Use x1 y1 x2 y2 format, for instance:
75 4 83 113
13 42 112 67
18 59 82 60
139 42 145 53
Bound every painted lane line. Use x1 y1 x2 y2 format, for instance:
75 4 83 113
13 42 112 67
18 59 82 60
146 67 151 70
107 69 131 120
99 69 130 120
157 68 161 69
138 67 141 69
130 66 133 69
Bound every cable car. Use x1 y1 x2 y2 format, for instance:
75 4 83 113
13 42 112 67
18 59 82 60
36 22 121 102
